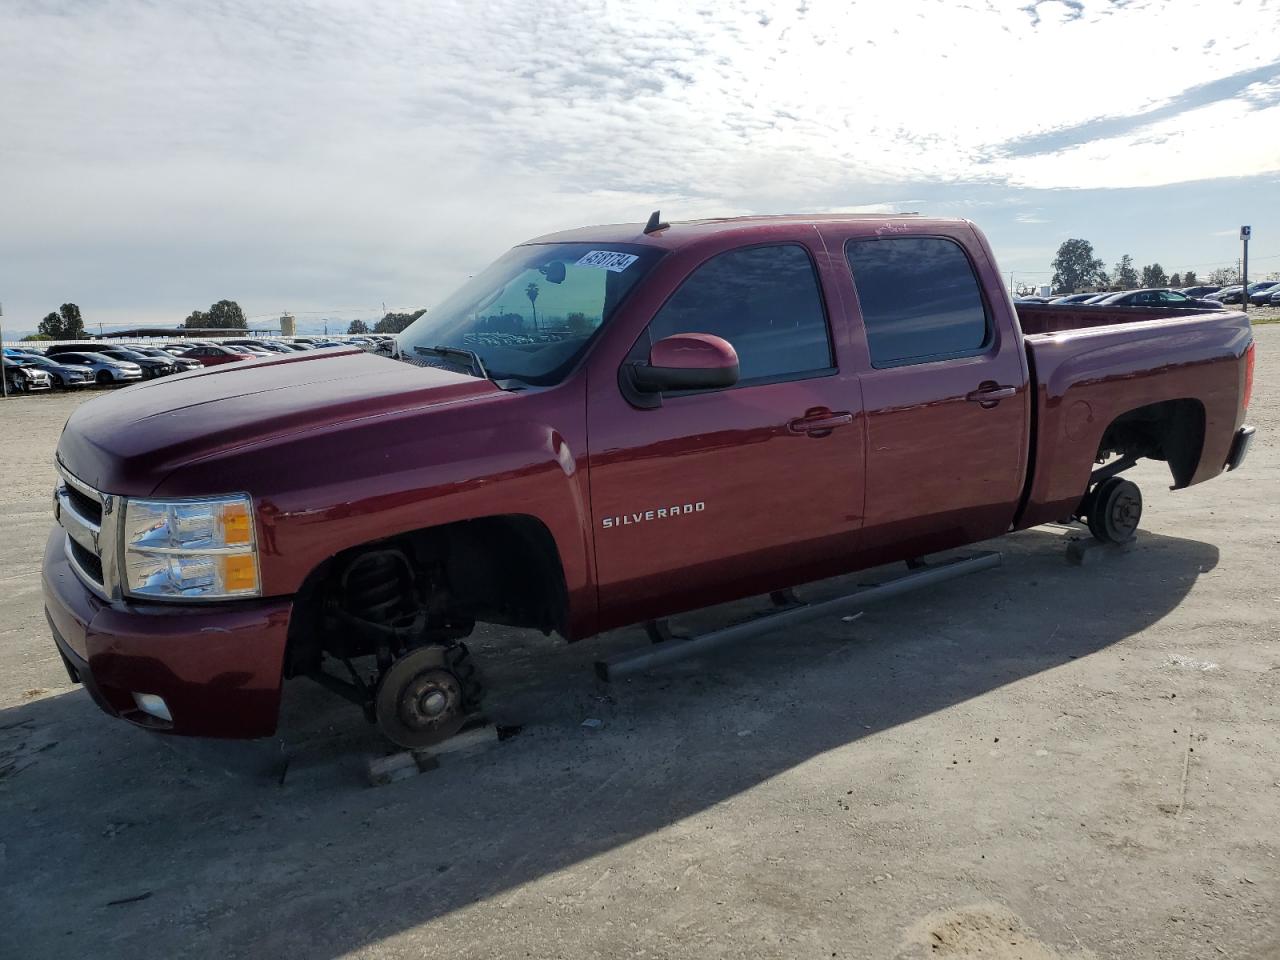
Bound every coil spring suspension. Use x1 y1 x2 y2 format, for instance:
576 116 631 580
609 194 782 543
340 550 420 628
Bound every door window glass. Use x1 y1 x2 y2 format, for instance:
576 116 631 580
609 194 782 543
648 244 832 382
845 237 990 367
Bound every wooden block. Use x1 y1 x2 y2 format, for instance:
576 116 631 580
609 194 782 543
413 723 499 764
1065 536 1137 567
366 751 418 786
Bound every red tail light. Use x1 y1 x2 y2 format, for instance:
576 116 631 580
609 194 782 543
1243 341 1255 411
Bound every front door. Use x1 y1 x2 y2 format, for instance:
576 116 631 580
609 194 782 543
586 240 865 631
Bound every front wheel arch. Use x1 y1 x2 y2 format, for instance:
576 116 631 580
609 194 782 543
282 513 570 679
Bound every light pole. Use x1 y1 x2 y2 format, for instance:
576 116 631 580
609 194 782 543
0 301 7 400
1241 225 1251 311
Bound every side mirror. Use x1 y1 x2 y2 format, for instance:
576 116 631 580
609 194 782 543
630 333 739 394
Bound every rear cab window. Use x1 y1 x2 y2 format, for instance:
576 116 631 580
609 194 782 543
844 236 990 368
647 243 833 384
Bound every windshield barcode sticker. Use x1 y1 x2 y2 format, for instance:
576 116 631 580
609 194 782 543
576 250 639 272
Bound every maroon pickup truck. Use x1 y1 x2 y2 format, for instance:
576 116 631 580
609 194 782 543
42 214 1256 747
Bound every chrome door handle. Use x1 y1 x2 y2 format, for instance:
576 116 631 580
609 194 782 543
788 411 854 435
965 384 1017 407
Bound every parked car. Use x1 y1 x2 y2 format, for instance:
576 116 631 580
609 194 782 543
221 338 293 354
48 351 143 384
1269 288 1280 306
88 346 179 379
1209 285 1245 304
177 344 249 367
1047 293 1101 304
1180 285 1222 298
128 346 202 372
47 342 173 377
46 342 122 357
2 357 53 392
11 353 94 388
1246 281 1280 305
3 346 46 359
42 213 1255 750
1094 288 1223 309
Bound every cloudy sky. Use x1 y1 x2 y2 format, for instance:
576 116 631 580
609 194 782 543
2 0 1278 334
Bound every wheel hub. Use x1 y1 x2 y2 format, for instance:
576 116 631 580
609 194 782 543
375 646 468 748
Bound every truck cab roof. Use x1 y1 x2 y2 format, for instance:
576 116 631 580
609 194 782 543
526 212 956 250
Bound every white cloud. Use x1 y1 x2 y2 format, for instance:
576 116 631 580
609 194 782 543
0 0 1277 326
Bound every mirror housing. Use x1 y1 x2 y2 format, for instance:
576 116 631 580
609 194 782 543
630 333 739 394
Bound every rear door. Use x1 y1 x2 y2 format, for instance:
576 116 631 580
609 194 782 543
586 237 865 630
832 227 1029 556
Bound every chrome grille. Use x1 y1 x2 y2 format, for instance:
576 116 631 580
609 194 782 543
54 463 119 599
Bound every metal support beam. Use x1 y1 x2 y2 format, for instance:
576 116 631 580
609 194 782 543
595 551 1002 681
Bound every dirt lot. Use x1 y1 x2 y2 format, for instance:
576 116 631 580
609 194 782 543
2 327 1277 960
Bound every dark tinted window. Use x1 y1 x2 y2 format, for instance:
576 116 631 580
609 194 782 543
649 244 832 382
845 237 989 367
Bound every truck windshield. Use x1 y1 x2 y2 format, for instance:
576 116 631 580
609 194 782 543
398 242 662 385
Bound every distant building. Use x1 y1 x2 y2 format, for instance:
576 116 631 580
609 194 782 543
280 313 296 337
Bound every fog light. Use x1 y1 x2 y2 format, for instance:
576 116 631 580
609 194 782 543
132 692 173 722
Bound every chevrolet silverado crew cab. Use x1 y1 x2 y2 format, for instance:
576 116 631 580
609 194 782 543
43 214 1256 748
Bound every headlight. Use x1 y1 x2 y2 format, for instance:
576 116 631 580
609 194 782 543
121 494 260 600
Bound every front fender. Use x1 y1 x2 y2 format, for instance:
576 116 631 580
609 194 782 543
153 383 597 636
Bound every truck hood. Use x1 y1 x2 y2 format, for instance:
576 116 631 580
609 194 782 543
57 348 504 494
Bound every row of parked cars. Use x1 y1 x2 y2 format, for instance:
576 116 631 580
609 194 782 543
1018 280 1280 308
2 334 396 394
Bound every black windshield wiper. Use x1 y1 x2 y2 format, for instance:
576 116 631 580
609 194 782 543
413 344 490 381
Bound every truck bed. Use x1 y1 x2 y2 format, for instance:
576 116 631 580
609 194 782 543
1014 303 1253 529
1014 301 1232 335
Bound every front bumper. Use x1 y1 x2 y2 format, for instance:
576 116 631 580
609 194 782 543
1226 425 1255 472
42 528 294 739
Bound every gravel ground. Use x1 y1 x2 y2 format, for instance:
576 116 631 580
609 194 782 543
1 325 1277 960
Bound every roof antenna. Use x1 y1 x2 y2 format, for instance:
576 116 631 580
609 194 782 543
643 210 669 234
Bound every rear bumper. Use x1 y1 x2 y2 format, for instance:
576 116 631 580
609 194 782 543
42 528 294 739
1226 425 1255 472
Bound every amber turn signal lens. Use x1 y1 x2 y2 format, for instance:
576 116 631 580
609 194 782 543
220 553 258 593
219 502 253 545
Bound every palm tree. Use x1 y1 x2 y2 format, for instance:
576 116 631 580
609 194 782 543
525 282 540 330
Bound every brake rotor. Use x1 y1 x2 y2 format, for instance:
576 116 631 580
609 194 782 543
375 645 466 748
1087 477 1142 544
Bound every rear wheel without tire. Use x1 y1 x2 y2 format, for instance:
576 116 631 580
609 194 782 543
1087 477 1142 544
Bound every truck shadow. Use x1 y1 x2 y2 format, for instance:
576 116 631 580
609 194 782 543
2 527 1219 957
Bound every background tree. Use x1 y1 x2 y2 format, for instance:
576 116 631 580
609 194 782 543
565 311 591 333
1183 269 1199 285
525 282 540 329
1050 239 1106 294
347 319 370 335
183 300 247 329
207 299 247 329
58 303 84 336
37 313 63 338
36 303 86 339
374 308 424 334
1140 263 1169 288
1168 272 1183 287
1113 255 1139 290
21 333 52 342
1208 267 1239 286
